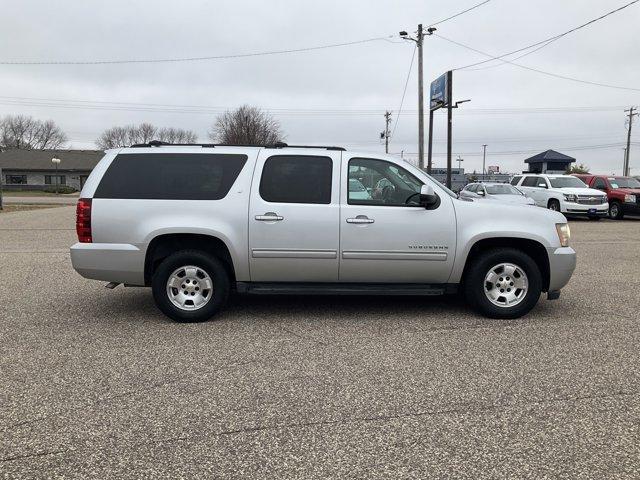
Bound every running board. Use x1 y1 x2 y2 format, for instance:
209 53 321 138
236 282 457 296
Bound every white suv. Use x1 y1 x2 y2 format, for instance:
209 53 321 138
511 174 608 219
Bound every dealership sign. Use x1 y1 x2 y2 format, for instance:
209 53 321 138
430 73 449 110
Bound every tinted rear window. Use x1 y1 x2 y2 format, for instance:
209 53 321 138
260 155 332 204
94 153 247 200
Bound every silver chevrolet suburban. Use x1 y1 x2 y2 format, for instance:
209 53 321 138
71 142 576 322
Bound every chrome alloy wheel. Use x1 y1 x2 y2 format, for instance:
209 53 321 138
483 263 529 308
166 265 213 311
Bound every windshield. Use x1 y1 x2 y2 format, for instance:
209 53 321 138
609 177 640 189
548 177 587 188
485 184 522 195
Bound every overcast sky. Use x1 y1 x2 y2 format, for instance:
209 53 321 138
1 0 639 174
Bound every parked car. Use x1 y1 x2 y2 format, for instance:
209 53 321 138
71 142 576 322
460 182 535 206
511 174 608 219
573 174 640 219
348 178 372 200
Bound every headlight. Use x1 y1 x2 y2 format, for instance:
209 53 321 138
556 223 570 247
563 193 577 202
625 194 636 203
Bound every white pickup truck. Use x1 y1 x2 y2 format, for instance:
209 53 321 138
511 174 608 219
71 142 576 322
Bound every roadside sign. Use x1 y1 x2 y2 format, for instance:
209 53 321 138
430 73 448 110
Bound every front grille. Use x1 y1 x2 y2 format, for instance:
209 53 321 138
576 195 606 205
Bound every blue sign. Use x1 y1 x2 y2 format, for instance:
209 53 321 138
430 73 448 110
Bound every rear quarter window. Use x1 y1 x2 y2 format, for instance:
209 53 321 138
94 153 248 200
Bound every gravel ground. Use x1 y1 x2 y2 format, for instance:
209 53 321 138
1 207 638 479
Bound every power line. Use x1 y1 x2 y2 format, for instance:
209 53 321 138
452 0 640 70
0 36 395 65
396 142 628 157
0 96 630 116
429 0 493 26
391 44 416 139
437 34 640 92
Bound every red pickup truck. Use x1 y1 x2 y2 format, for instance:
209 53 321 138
573 174 640 219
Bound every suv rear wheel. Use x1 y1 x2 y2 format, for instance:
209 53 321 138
152 250 230 322
464 248 542 319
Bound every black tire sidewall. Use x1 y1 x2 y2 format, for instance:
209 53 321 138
548 199 560 211
464 248 542 319
152 250 230 323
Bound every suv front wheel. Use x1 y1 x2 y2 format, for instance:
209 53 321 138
464 248 542 319
152 250 230 322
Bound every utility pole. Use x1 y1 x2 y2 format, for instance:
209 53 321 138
417 24 424 170
624 107 637 176
400 26 435 171
457 156 464 170
383 111 392 153
0 166 3 211
482 144 488 179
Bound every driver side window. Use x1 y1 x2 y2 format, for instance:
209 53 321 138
348 158 423 206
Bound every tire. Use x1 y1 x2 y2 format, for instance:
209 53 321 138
609 201 624 220
548 199 560 212
152 250 230 323
463 248 542 319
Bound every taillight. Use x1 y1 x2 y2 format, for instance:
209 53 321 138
76 198 92 243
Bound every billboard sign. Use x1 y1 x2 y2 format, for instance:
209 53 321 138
488 165 500 173
430 73 448 110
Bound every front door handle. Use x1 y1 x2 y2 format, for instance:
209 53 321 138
255 212 284 221
346 215 374 224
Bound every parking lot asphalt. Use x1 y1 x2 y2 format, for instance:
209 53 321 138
1 207 639 479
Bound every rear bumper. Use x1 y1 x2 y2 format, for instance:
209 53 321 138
70 242 145 285
547 246 576 292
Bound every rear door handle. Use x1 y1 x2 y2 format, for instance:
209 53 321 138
255 212 284 221
346 216 374 224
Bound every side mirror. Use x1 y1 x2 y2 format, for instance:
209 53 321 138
477 189 485 196
538 183 547 189
419 184 439 209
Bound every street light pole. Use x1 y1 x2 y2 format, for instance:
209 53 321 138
51 157 61 195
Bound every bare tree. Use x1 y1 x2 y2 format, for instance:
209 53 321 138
157 127 197 144
209 105 284 145
0 115 67 149
96 123 197 149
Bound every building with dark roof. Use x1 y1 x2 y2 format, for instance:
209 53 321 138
0 149 103 191
524 150 575 174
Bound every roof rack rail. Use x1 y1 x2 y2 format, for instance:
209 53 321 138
267 143 346 151
129 140 346 151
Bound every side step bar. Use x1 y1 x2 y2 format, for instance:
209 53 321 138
236 282 457 296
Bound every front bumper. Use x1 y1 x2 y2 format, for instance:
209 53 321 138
563 201 608 217
622 202 640 216
547 246 576 292
70 242 146 285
